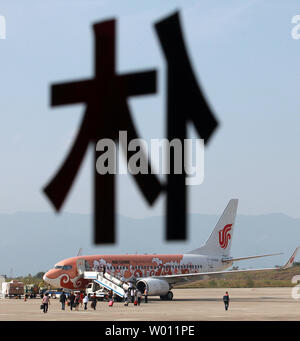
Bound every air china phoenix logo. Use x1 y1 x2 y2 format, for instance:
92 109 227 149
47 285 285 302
219 224 232 249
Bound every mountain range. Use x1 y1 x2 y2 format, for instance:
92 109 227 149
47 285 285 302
0 211 299 277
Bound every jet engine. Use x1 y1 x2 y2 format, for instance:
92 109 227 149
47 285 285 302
136 278 169 296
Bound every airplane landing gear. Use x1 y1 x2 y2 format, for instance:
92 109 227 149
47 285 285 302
160 291 173 301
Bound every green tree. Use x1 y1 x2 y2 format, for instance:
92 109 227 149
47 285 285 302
35 272 45 279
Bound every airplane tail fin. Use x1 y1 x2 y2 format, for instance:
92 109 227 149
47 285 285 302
189 199 238 257
281 247 299 269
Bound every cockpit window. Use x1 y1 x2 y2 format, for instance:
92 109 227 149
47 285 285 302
62 265 72 270
54 265 72 270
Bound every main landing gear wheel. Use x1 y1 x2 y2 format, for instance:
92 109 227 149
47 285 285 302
160 291 173 301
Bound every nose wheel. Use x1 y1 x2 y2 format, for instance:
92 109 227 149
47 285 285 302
160 291 173 301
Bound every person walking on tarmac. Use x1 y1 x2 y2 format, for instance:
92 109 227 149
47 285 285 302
69 292 75 311
59 291 67 310
79 291 84 308
74 292 80 311
42 293 50 313
223 291 230 311
130 287 135 303
108 289 113 301
144 287 148 303
124 290 130 306
83 294 89 310
91 293 97 310
137 290 142 305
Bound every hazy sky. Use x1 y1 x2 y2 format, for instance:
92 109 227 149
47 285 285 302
0 0 300 220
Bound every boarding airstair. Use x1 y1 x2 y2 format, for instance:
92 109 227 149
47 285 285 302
84 271 129 298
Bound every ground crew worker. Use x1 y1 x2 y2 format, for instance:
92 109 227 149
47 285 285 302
223 291 230 311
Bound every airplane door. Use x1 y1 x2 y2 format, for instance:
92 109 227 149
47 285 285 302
76 259 86 275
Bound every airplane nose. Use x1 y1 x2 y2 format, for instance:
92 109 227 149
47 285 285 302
43 270 60 287
43 272 52 284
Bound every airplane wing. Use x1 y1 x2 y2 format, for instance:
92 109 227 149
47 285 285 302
222 252 283 263
151 247 299 286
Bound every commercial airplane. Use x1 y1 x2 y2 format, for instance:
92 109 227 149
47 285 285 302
43 199 299 300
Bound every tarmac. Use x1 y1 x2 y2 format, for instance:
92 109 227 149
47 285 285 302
0 287 299 321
